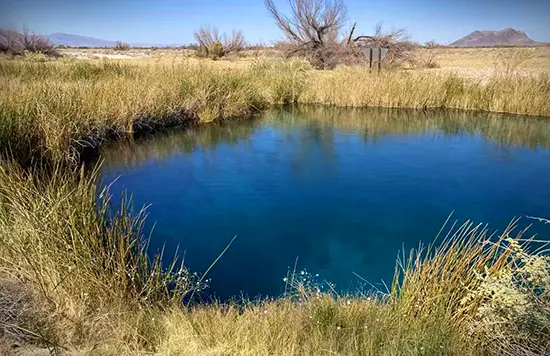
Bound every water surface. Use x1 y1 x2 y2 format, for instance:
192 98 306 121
100 106 550 299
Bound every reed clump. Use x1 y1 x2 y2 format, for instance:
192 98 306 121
300 66 550 116
0 160 208 351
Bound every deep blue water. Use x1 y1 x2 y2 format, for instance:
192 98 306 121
100 106 550 300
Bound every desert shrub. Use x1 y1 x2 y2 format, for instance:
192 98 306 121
265 0 352 69
418 48 441 69
265 1 415 69
114 41 130 51
193 26 246 59
424 40 441 48
0 28 59 57
0 28 24 54
352 23 417 68
464 238 550 355
494 48 536 77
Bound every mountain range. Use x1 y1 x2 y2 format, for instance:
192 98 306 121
45 28 545 48
46 33 166 48
450 28 542 47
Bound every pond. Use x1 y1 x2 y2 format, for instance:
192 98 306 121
100 106 550 300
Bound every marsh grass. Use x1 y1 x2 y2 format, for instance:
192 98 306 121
1 57 549 164
301 66 550 116
0 160 206 351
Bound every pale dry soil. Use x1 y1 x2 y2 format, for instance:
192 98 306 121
59 46 550 81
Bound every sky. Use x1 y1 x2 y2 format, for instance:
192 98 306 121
1 0 549 45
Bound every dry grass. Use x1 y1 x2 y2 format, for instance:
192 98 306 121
301 65 550 115
0 56 549 164
0 161 203 353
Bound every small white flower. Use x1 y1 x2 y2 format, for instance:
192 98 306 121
300 271 305 275
336 326 341 330
283 277 288 282
346 300 351 305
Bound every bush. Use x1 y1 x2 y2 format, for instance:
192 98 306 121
464 237 550 355
0 28 59 57
193 26 246 59
114 41 130 51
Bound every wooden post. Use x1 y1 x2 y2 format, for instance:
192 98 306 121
369 48 373 70
377 48 382 72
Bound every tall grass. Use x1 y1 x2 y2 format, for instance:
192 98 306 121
301 66 550 116
0 58 549 164
0 160 204 351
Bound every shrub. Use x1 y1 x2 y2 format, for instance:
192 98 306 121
0 28 59 57
464 238 550 355
114 41 130 51
193 26 246 59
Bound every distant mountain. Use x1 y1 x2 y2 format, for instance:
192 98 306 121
451 28 541 47
46 33 165 48
46 33 118 47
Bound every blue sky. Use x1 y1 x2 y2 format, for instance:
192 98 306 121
1 0 549 45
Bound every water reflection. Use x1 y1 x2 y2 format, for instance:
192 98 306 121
101 106 550 168
99 106 550 300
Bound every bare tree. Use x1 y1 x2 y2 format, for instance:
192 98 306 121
265 1 418 69
264 0 349 68
193 26 246 59
0 28 24 54
0 28 58 56
22 29 58 56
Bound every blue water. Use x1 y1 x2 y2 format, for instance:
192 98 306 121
100 106 550 300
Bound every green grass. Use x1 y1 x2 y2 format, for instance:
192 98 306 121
1 56 549 354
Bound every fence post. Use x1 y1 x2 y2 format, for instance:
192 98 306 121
369 48 373 70
378 48 382 72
